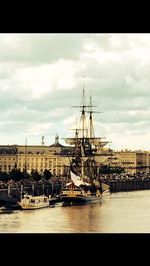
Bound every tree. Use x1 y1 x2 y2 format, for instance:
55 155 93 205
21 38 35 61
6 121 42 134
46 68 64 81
9 169 24 181
30 169 42 181
43 169 52 180
99 165 124 174
0 171 9 182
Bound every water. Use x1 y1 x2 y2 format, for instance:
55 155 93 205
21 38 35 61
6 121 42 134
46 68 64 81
1 190 150 233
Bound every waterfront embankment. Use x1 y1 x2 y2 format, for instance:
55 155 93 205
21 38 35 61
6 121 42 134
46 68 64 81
101 172 150 192
109 179 150 192
0 178 61 205
1 172 150 205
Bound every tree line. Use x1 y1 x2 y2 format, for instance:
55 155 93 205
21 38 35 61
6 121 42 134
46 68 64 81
0 169 53 182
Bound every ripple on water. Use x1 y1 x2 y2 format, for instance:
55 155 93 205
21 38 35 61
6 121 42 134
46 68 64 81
0 190 150 233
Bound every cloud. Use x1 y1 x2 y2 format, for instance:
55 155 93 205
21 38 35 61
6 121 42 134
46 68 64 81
0 34 86 63
0 34 150 150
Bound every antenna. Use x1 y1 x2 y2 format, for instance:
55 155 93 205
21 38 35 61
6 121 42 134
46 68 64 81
25 138 27 174
41 136 45 146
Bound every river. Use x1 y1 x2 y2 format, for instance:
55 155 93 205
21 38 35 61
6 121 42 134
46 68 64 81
0 190 150 233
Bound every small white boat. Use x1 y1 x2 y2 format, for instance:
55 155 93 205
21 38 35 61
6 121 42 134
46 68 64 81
18 194 49 210
0 206 7 211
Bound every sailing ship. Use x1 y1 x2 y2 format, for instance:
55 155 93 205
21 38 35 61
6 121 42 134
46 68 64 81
60 85 110 203
60 171 102 203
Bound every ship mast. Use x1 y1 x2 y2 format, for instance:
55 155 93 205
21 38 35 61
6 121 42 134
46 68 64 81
81 76 87 139
62 79 110 177
75 117 79 156
72 88 90 140
69 116 81 157
63 83 108 150
72 77 95 141
87 93 101 139
81 88 86 139
89 94 95 138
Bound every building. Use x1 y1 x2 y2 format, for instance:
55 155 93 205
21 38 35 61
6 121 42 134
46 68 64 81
111 150 150 174
0 136 71 176
1 140 150 176
0 133 111 177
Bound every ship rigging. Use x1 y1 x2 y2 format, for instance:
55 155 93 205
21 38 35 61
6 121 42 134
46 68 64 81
62 88 110 178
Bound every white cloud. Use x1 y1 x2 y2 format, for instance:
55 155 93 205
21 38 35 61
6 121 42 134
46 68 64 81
1 59 84 100
110 133 150 151
26 122 52 136
0 34 150 150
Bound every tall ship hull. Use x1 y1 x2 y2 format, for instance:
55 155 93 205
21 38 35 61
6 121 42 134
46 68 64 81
60 176 102 204
61 195 101 203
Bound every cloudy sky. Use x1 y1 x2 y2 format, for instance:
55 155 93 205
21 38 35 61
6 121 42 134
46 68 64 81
0 33 150 151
